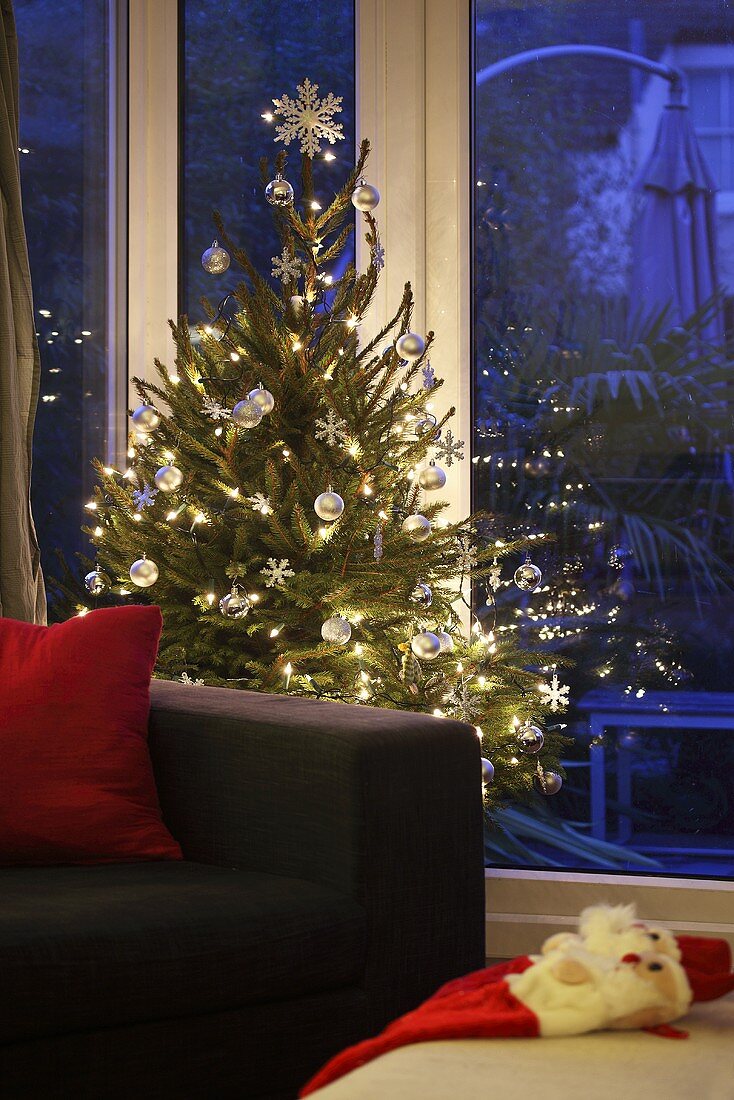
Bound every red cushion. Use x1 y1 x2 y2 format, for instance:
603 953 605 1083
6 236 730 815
0 606 181 865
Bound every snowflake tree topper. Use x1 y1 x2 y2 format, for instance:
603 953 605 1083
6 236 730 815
272 78 344 158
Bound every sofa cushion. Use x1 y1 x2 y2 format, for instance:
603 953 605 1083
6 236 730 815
0 605 181 865
0 861 366 1043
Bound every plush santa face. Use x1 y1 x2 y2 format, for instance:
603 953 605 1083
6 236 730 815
605 952 692 1030
509 946 692 1037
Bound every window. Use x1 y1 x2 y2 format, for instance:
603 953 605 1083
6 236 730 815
180 0 356 321
688 66 734 190
17 0 119 571
474 0 734 879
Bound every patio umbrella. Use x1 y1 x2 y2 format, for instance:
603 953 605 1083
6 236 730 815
631 101 723 345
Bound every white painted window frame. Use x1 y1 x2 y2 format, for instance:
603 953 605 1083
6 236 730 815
125 0 734 957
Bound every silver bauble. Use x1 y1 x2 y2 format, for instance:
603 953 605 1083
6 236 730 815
395 332 425 361
219 589 251 619
410 582 433 607
321 615 352 645
351 182 381 212
265 173 294 207
402 514 431 542
410 631 442 661
534 769 563 796
154 465 184 492
247 387 275 415
514 561 542 592
418 463 447 491
129 556 159 588
131 404 160 433
517 722 545 754
436 630 455 653
611 577 635 602
481 758 495 784
232 398 264 428
84 569 110 596
201 240 231 274
414 418 441 441
314 491 345 522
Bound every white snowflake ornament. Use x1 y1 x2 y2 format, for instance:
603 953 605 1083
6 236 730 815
422 362 435 389
261 557 296 588
272 78 344 158
271 248 303 284
539 671 570 712
372 239 385 272
248 492 273 516
434 429 465 467
458 542 479 574
132 483 158 510
202 395 231 421
315 407 350 448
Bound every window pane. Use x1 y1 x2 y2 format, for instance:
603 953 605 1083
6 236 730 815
474 2 734 878
181 0 355 320
17 0 112 572
688 69 722 127
698 134 724 186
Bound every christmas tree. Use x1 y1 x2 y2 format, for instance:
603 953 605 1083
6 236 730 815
79 79 568 808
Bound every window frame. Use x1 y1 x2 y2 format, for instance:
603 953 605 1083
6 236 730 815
673 44 734 210
124 0 734 956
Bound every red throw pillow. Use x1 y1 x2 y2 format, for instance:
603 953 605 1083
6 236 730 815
0 606 182 865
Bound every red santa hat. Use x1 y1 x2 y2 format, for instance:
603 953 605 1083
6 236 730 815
676 934 734 1002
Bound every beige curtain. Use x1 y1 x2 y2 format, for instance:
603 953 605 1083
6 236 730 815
0 0 45 623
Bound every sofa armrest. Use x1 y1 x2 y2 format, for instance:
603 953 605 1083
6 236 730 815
148 679 485 1020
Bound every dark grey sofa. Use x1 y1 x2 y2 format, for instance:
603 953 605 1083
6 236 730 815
0 680 486 1100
